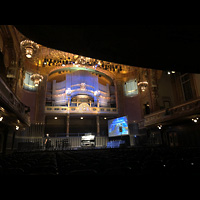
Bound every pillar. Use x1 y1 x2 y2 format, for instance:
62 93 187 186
96 115 100 136
66 115 70 137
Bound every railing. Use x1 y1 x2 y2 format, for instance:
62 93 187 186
141 97 200 127
0 77 30 126
45 105 118 115
14 136 108 151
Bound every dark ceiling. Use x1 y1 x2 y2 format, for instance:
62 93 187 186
15 25 200 74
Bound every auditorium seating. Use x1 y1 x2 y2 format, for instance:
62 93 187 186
1 147 200 175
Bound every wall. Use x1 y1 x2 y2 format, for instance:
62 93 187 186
193 73 200 97
19 89 36 123
124 95 142 123
157 72 175 108
69 117 97 135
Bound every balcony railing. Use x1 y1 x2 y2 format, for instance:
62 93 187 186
138 97 200 128
45 105 118 115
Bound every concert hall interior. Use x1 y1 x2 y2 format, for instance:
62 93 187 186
1 25 200 175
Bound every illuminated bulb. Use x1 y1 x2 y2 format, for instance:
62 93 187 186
192 117 199 123
25 47 33 58
0 116 3 121
157 125 162 130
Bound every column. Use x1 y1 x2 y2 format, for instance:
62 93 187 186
66 115 70 137
96 115 100 137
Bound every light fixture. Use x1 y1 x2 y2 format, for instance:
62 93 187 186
0 116 3 121
138 81 148 92
66 88 72 96
30 74 43 87
167 71 176 75
0 107 5 112
80 117 84 120
157 125 162 130
192 117 199 123
20 40 39 59
94 90 101 97
16 125 19 131
54 117 58 120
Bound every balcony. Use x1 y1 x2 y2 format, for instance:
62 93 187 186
139 97 200 128
0 77 30 126
45 105 118 115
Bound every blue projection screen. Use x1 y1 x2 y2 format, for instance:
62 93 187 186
108 116 129 137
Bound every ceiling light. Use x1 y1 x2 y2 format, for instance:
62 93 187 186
25 47 33 58
20 40 39 59
0 116 3 121
80 117 84 120
30 74 43 87
138 81 148 92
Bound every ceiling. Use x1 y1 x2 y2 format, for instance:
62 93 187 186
15 25 200 74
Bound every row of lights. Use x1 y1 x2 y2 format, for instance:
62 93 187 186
43 58 123 73
54 117 107 120
167 71 176 75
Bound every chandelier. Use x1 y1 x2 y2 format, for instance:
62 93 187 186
30 74 43 87
138 81 148 92
20 40 39 59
